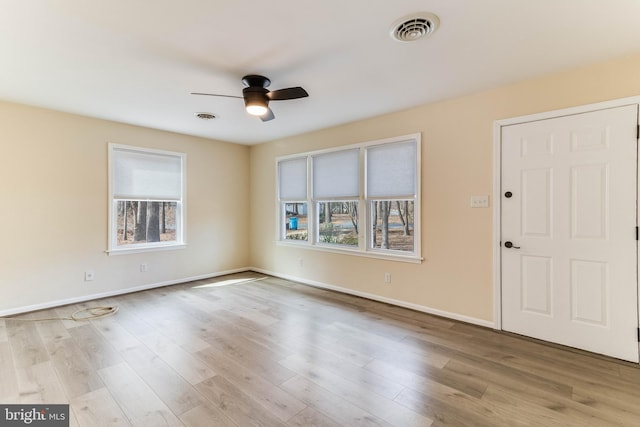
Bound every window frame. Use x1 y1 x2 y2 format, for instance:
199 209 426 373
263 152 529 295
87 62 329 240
276 133 421 263
108 143 187 255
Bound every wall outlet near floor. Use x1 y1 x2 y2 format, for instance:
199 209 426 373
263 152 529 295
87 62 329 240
298 257 303 267
384 273 391 284
84 271 95 281
140 263 148 272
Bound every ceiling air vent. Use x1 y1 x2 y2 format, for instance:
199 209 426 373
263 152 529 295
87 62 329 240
391 13 439 42
194 112 216 120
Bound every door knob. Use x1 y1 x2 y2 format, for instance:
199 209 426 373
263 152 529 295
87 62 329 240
504 241 520 249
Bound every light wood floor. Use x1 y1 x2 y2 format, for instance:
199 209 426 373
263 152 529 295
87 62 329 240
2 272 640 426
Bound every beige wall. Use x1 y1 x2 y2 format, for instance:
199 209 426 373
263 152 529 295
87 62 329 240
249 53 640 324
4 52 640 322
0 101 250 314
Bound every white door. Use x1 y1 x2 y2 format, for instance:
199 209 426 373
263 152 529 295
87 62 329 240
501 104 639 362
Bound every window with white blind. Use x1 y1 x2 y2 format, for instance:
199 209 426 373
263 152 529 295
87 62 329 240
108 144 186 253
276 134 420 261
366 140 417 253
313 148 360 247
278 157 309 241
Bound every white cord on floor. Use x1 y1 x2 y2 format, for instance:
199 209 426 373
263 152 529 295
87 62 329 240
2 306 119 322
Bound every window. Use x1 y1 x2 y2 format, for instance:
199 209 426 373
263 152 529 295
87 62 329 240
278 157 309 242
366 140 417 253
276 134 420 261
108 144 185 253
317 201 359 246
313 149 360 248
370 200 414 251
284 202 308 241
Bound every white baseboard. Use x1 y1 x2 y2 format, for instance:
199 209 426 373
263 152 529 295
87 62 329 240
0 267 250 317
250 267 494 328
3 267 494 329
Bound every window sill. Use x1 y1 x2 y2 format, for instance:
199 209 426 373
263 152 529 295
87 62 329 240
276 240 423 264
106 244 187 256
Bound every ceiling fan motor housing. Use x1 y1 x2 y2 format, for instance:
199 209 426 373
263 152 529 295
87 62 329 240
242 74 271 88
243 86 270 109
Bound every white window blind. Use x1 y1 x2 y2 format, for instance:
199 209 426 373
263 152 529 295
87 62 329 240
278 157 307 200
113 148 183 200
312 149 359 199
366 140 417 197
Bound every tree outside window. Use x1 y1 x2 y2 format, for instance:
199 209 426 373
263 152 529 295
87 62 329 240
116 201 178 245
318 201 359 247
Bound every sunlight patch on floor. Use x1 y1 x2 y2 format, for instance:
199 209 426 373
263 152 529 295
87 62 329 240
192 276 267 289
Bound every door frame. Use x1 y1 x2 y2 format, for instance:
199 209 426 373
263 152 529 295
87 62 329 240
492 95 640 331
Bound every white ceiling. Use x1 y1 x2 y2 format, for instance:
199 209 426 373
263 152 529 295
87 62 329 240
2 1 640 145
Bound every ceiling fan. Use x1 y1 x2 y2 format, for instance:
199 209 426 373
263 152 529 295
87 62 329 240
191 74 309 122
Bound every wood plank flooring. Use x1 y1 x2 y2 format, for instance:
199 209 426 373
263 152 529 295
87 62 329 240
2 272 640 426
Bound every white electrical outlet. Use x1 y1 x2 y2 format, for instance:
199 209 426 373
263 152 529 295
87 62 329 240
140 263 148 272
298 257 303 267
84 271 95 281
470 195 490 208
384 273 391 284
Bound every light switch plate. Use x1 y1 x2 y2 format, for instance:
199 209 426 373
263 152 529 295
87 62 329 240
470 195 490 208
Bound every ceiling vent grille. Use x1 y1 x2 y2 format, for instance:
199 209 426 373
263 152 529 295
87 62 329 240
194 112 216 120
391 13 439 42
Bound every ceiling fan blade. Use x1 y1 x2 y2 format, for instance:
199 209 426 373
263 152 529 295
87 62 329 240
190 92 243 99
267 87 309 101
260 108 275 122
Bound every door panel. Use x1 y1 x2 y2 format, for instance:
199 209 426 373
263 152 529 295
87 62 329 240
571 164 608 239
522 168 551 237
570 259 607 325
501 105 639 362
521 255 552 315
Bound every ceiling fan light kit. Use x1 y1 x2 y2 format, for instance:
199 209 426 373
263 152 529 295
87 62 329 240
242 85 270 116
245 103 268 116
191 74 308 122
